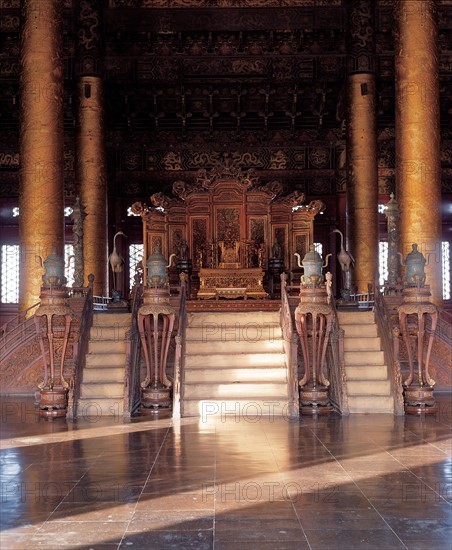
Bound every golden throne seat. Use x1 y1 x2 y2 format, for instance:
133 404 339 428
218 239 240 269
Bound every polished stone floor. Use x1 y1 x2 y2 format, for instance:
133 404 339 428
0 396 450 550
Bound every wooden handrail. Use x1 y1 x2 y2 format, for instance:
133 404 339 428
280 273 299 418
172 276 187 419
327 293 350 415
374 282 404 416
67 279 94 420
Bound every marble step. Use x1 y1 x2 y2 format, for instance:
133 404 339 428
185 325 282 342
82 367 124 383
340 324 378 337
337 311 375 324
344 350 385 366
347 380 391 396
185 352 286 369
183 382 288 400
347 395 394 414
76 397 124 417
80 381 123 398
343 337 381 351
187 311 280 327
87 340 127 354
92 312 131 326
184 367 287 383
85 353 126 367
345 365 388 381
182 398 289 418
89 325 130 341
185 339 284 355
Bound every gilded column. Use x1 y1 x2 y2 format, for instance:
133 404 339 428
19 0 64 314
395 0 442 305
76 0 108 296
77 77 108 296
345 0 379 294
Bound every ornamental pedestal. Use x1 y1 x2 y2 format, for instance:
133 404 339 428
295 285 333 416
138 281 175 413
398 286 438 415
34 288 72 417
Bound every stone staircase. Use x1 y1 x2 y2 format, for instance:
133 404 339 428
338 310 394 413
76 312 131 418
182 311 289 417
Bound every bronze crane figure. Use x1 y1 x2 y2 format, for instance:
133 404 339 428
331 228 355 273
109 231 127 290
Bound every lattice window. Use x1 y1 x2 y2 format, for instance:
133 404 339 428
443 241 451 301
10 207 73 217
314 242 323 256
127 207 140 217
65 244 75 288
379 241 389 287
129 243 144 291
1 245 19 303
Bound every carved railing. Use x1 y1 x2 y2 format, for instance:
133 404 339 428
0 302 40 365
93 295 112 310
327 294 349 415
123 282 144 420
67 279 94 420
172 276 187 419
430 308 452 349
374 283 404 415
280 273 299 418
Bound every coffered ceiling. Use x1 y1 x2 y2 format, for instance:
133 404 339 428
0 0 451 200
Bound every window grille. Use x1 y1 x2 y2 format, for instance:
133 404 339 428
65 244 75 288
442 241 451 301
129 243 144 291
313 242 323 256
379 241 389 287
1 245 20 303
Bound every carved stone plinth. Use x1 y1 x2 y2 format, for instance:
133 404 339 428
138 286 175 413
295 285 333 415
398 285 438 415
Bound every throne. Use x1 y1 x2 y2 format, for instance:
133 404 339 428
218 229 241 269
198 225 267 300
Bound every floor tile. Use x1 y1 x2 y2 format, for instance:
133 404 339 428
1 395 450 550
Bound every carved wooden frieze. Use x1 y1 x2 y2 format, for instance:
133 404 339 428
108 0 341 6
347 0 376 74
76 0 102 76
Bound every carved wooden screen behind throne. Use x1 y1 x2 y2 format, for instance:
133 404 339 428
145 165 325 289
